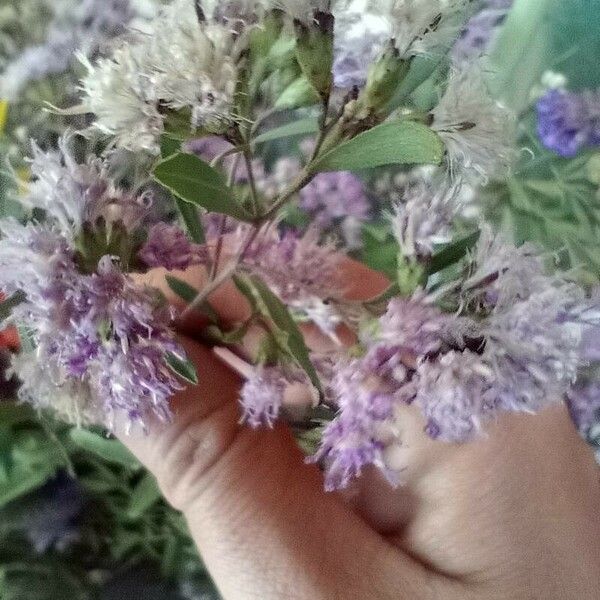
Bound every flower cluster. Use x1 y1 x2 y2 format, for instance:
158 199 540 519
312 228 595 489
431 68 516 181
0 140 199 430
451 0 513 65
3 0 598 496
79 0 252 152
0 0 147 101
537 87 600 157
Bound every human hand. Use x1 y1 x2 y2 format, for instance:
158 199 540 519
117 263 600 600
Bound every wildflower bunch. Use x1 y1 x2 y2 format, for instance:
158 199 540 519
2 0 598 493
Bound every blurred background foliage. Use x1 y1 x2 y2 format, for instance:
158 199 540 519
0 0 599 598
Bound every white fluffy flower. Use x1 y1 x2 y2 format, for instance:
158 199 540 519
376 0 470 58
431 67 517 181
146 0 238 129
391 180 460 258
79 0 241 152
79 44 163 152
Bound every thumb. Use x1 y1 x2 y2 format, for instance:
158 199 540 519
115 336 451 600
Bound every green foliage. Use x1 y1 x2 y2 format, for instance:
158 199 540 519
165 275 219 323
360 223 398 279
0 404 218 599
481 116 600 280
254 116 319 145
153 152 253 221
427 230 481 276
68 429 138 469
310 120 444 173
165 352 199 385
293 12 334 100
388 55 446 111
233 274 322 394
274 76 320 110
488 0 556 113
175 197 206 244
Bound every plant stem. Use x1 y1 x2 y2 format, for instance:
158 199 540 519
210 145 243 168
309 96 331 162
261 169 316 222
180 261 238 321
209 155 241 282
243 149 261 217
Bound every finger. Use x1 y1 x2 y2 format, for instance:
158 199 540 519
115 336 457 600
141 257 389 328
346 403 600 583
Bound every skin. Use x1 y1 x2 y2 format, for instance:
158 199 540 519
118 262 600 600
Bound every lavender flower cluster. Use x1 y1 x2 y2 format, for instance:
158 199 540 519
2 0 599 494
310 227 595 490
537 87 600 157
0 0 148 100
0 140 206 429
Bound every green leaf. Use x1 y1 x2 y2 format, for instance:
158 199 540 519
153 152 253 221
427 230 481 276
0 291 25 323
361 228 398 279
0 561 89 600
165 276 218 323
310 120 444 172
69 429 138 468
275 77 320 110
166 352 199 385
160 135 181 158
487 0 554 113
0 464 57 510
165 275 198 304
388 55 445 110
127 472 161 519
175 198 205 244
254 117 319 144
233 275 322 394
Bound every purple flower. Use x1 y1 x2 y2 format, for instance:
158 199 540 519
452 1 513 65
391 181 459 259
299 172 370 235
26 137 158 237
139 223 208 271
566 381 600 449
0 222 185 429
240 367 289 428
1 0 137 100
537 88 600 157
310 356 398 491
376 296 469 356
244 227 343 304
416 350 494 442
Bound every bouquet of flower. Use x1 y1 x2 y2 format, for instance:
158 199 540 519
1 0 599 500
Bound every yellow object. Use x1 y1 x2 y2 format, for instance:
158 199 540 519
17 167 30 196
0 100 8 133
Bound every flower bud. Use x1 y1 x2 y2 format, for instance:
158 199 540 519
275 76 320 110
294 10 334 100
362 41 410 112
250 9 284 58
397 255 426 297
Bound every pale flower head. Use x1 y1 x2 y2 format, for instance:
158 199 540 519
146 0 239 130
391 179 460 258
79 45 163 152
431 67 517 181
376 0 470 58
78 0 241 152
